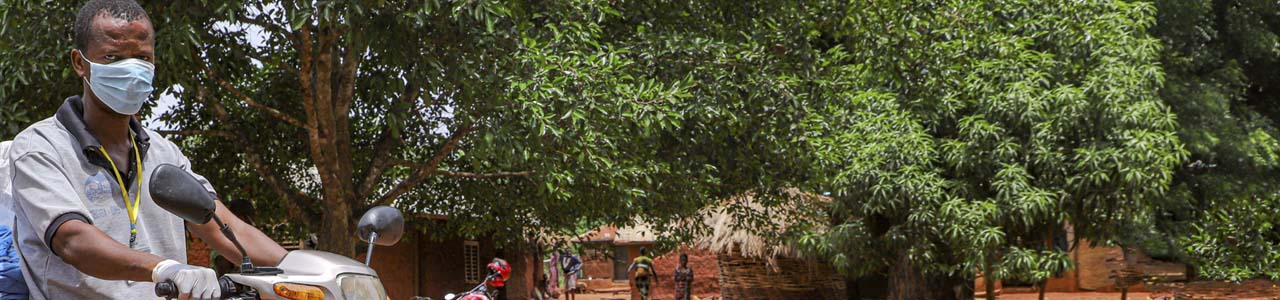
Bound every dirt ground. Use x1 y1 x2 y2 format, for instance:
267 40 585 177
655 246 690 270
566 292 1153 300
1000 292 1151 300
564 292 718 300
1146 279 1280 300
563 279 1280 300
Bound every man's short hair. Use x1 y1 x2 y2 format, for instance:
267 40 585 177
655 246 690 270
74 0 151 52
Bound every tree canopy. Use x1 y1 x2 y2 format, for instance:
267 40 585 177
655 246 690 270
1151 0 1280 281
0 0 1278 299
768 1 1186 297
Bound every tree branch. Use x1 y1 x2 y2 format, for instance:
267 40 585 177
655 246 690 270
386 159 534 179
335 35 360 120
235 14 291 40
191 82 320 227
242 48 300 76
199 64 311 129
435 170 536 179
384 158 535 179
156 129 235 139
356 82 420 200
373 126 477 207
194 27 299 77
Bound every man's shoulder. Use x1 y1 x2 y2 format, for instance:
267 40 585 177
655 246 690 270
8 117 68 159
140 128 188 159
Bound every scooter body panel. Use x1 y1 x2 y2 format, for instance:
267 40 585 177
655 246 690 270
225 250 383 300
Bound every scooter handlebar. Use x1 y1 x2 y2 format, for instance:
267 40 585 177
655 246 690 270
155 281 176 298
155 278 236 300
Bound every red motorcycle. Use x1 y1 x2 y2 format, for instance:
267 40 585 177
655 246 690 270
445 259 510 300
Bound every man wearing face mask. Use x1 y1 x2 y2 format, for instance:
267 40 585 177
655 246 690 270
5 1 287 299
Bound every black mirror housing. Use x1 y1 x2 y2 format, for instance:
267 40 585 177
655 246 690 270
357 206 405 246
149 164 216 224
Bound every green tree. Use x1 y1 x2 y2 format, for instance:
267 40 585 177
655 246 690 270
791 1 1186 298
1151 0 1280 281
0 4 1205 299
1 0 721 255
573 0 1187 298
0 1 83 137
156 0 737 256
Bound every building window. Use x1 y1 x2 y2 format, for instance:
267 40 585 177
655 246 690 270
464 240 481 283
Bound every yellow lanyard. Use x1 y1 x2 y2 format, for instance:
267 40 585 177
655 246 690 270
98 132 143 245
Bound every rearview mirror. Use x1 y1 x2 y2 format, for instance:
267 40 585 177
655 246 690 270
149 164 216 224
357 206 404 246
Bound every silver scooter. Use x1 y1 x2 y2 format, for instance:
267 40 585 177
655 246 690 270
149 164 405 300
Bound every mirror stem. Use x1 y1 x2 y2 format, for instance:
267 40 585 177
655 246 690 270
212 215 253 272
364 231 379 265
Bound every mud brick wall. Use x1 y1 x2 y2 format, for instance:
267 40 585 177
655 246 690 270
647 247 719 300
187 237 211 267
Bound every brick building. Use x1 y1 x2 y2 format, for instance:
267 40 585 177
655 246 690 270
186 217 539 300
573 225 720 300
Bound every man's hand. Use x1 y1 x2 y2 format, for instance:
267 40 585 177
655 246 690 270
151 259 221 300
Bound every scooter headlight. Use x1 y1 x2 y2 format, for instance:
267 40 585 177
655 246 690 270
339 274 389 300
275 282 326 300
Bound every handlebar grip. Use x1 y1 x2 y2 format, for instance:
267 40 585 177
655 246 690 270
156 278 237 299
156 281 177 299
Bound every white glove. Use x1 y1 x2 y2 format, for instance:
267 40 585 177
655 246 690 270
152 259 221 300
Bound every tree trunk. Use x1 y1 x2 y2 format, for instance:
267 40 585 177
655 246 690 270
848 277 860 300
887 250 973 300
983 269 993 300
983 262 995 300
318 205 356 256
888 253 929 299
1037 281 1046 300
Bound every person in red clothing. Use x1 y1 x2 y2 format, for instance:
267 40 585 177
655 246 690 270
486 258 511 300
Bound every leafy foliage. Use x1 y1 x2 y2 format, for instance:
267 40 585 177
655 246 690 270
1152 0 1280 281
791 0 1186 291
0 1 84 137
1 0 1277 294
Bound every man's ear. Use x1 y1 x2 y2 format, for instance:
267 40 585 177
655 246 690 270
71 49 88 78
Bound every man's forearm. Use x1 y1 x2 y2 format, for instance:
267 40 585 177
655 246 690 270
227 218 288 266
53 220 164 282
190 200 287 267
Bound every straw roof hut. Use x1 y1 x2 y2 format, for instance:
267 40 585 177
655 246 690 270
695 191 846 300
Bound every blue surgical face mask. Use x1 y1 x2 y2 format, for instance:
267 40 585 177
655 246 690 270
79 50 155 115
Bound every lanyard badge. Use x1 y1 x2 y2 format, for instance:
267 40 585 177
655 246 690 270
98 132 143 249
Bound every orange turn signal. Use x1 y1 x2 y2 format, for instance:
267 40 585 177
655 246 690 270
274 282 326 300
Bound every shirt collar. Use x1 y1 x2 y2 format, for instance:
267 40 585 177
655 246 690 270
55 96 152 172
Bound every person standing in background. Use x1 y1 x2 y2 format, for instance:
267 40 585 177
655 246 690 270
548 247 561 299
627 247 657 300
0 141 29 299
560 248 582 300
672 253 693 300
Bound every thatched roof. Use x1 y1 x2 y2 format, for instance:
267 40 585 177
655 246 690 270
695 190 830 264
615 224 658 244
573 224 661 245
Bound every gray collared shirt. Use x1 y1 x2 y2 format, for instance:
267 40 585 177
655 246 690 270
6 96 217 300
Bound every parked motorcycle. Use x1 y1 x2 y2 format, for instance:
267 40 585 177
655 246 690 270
149 164 405 300
444 257 510 300
443 273 500 300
